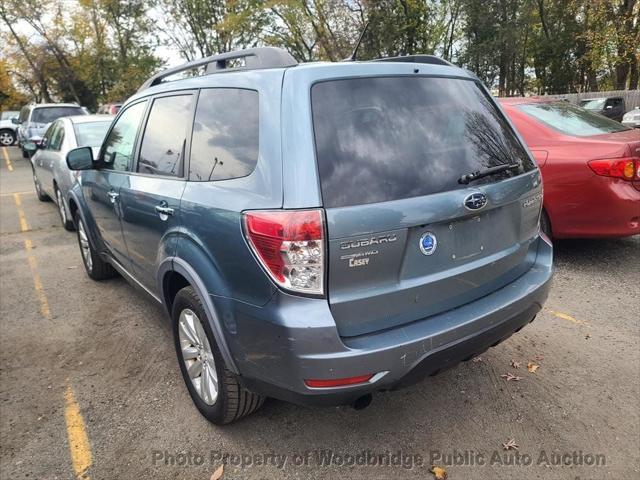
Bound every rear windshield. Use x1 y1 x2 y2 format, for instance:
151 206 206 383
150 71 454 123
519 103 629 136
31 107 85 124
311 77 535 208
73 121 112 147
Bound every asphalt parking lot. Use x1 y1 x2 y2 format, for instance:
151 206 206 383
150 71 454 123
0 144 638 480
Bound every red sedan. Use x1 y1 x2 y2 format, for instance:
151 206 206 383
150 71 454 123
500 98 640 238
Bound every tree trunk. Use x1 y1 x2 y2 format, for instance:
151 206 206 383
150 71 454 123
629 54 639 90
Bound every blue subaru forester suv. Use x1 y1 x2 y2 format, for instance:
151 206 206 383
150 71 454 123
65 47 553 424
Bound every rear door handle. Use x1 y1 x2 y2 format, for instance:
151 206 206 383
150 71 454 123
107 191 119 203
155 203 174 218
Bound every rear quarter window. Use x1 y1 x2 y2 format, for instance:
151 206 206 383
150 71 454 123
188 88 259 182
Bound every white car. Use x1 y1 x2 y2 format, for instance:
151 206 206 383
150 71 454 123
0 110 19 146
621 107 640 128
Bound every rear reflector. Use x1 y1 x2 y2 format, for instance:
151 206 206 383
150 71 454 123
243 209 325 295
304 374 374 388
588 157 639 181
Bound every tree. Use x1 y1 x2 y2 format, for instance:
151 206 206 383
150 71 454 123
0 59 29 110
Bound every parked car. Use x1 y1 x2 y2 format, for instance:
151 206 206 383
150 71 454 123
500 98 640 238
16 103 88 158
64 47 553 424
0 110 19 146
622 106 640 128
579 96 626 122
97 103 122 115
24 115 114 230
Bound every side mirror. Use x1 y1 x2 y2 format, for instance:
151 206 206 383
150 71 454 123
66 146 94 171
23 142 38 155
11 117 19 125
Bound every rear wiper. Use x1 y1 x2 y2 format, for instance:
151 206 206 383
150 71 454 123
458 163 521 185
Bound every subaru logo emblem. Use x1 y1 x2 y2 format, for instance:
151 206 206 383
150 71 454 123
464 192 487 211
419 232 437 256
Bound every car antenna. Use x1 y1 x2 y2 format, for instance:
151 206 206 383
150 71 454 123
345 21 370 62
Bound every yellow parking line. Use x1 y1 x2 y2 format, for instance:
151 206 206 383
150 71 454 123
13 193 29 232
0 190 32 197
2 146 13 171
64 380 93 479
24 239 51 319
12 193 51 319
551 310 588 326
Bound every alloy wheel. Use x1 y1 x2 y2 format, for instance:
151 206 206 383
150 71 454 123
178 308 218 405
33 174 42 196
77 219 93 272
0 132 14 146
56 189 67 225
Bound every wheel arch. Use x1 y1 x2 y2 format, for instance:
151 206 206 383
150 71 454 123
159 257 239 374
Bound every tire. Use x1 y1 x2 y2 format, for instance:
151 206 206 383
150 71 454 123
74 212 116 280
0 129 15 146
540 209 552 240
55 186 75 231
22 148 29 159
172 286 264 425
32 170 49 202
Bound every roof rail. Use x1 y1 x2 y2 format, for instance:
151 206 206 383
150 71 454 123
138 47 298 92
373 55 453 67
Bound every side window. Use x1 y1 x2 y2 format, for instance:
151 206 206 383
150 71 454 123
48 122 65 151
102 101 147 171
138 95 193 177
189 88 259 181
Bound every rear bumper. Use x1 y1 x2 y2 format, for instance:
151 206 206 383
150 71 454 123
226 235 553 406
549 178 640 238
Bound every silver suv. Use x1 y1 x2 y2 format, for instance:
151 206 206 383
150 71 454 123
65 48 553 424
16 103 87 157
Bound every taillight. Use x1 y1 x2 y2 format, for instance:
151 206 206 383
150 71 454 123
243 209 325 296
588 157 639 181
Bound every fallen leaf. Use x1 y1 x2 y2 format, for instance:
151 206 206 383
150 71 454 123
510 360 521 369
502 438 519 450
430 465 447 479
501 372 522 381
210 465 224 480
527 363 539 373
472 356 483 363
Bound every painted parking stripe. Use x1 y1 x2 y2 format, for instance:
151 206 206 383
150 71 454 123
2 146 13 171
12 193 51 319
13 193 29 232
551 310 588 326
64 380 93 479
0 190 32 197
24 239 52 319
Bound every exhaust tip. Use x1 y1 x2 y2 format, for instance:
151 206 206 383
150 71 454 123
352 394 372 411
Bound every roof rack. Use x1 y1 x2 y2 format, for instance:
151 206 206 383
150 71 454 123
138 47 298 92
373 55 453 67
